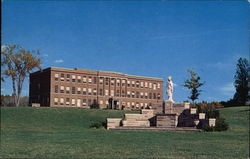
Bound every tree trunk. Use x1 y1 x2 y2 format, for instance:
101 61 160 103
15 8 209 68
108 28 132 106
16 77 24 107
12 77 18 107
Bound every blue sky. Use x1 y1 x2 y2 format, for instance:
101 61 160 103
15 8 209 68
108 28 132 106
2 1 249 102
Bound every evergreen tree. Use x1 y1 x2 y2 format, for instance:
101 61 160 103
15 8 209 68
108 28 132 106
184 69 205 105
233 58 249 106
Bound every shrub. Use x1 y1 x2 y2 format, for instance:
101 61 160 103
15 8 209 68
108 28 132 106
90 100 100 109
202 117 229 132
89 121 106 129
203 125 215 132
214 118 229 131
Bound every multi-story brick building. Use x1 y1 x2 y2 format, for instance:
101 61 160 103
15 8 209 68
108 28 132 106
29 67 163 110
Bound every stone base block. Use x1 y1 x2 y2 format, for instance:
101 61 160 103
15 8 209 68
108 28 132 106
209 118 216 127
107 118 122 130
156 114 178 127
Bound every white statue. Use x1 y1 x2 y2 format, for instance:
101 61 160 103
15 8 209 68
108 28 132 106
167 76 174 102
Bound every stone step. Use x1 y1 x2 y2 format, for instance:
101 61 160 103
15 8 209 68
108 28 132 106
110 127 201 132
122 120 150 127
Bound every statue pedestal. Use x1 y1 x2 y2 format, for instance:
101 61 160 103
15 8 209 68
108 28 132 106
163 100 174 114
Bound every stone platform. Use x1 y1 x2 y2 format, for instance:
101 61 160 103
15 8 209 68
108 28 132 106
110 127 201 132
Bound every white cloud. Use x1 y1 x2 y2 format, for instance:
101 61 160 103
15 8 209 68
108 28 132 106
219 82 235 96
173 82 178 87
54 59 64 63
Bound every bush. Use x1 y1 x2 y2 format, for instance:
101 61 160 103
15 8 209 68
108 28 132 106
203 125 215 132
214 118 229 131
197 105 220 118
90 100 100 109
89 121 106 129
202 117 229 132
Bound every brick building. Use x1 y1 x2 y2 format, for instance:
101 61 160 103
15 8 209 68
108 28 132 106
29 67 163 110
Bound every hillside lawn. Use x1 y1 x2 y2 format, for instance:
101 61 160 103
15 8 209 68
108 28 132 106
0 106 249 159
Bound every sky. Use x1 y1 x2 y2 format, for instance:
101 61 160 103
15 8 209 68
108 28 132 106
2 1 249 102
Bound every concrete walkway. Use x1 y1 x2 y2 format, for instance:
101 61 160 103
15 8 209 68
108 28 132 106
110 127 202 132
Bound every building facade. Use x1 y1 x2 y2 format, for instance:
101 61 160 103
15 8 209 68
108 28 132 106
29 67 163 110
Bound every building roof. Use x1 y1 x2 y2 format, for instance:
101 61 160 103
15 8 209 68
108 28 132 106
31 67 164 81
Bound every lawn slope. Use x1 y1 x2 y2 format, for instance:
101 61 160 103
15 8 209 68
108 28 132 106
1 106 249 159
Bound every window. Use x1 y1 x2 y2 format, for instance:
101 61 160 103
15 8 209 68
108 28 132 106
88 88 92 95
93 88 97 95
157 83 161 89
88 76 92 83
136 91 139 98
72 99 75 106
131 102 135 106
77 87 81 94
55 85 58 93
111 79 115 86
88 99 92 106
83 76 87 83
77 99 81 107
111 90 114 96
122 80 126 87
140 82 144 88
145 103 148 107
55 74 59 81
105 89 109 96
66 74 70 82
77 76 81 83
99 77 103 84
99 89 103 96
132 91 135 98
127 81 130 87
83 88 87 95
149 83 152 89
82 99 87 106
105 78 109 85
145 82 148 88
72 87 75 94
66 98 70 105
72 75 76 82
157 93 161 100
140 92 144 98
136 81 139 88
106 100 109 105
153 83 156 90
149 93 152 99
116 79 120 87
60 86 64 93
127 91 130 98
66 87 70 94
145 92 148 99
61 73 64 81
153 93 156 99
121 90 125 97
116 90 120 97
54 98 58 105
140 103 144 108
60 98 64 105
100 100 103 105
131 81 135 87
127 102 130 108
93 77 97 84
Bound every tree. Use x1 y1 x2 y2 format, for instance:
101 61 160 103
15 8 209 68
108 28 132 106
233 58 249 106
184 69 205 105
1 45 42 107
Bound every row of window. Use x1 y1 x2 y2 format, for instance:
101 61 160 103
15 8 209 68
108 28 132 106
54 85 161 100
54 73 161 90
54 97 152 108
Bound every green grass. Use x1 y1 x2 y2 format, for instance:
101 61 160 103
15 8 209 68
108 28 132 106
1 106 249 159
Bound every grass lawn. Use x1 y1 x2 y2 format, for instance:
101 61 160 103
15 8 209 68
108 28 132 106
1 106 249 159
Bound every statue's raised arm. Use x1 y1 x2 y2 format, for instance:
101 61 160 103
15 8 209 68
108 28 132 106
167 76 174 102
